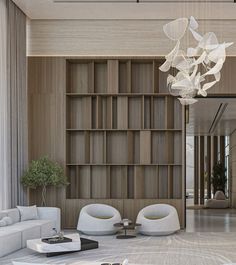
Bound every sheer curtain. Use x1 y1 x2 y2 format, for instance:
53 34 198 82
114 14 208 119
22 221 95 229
0 0 28 210
0 0 10 210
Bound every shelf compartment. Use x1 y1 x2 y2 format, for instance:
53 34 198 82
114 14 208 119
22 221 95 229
128 97 143 129
166 96 174 129
127 131 140 164
78 166 91 199
174 132 182 164
106 132 128 164
90 131 106 164
133 166 144 199
127 166 134 199
110 166 128 199
131 62 153 93
158 165 168 199
174 98 183 129
117 97 128 129
67 166 79 199
66 165 91 199
119 61 131 93
151 132 168 164
140 131 151 164
107 60 119 94
67 97 92 129
144 96 152 129
91 166 110 199
158 64 169 93
144 166 158 199
172 165 182 199
67 62 94 93
94 62 107 93
152 96 166 129
97 96 112 129
67 132 90 164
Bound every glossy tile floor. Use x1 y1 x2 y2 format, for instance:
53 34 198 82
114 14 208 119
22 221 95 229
186 208 236 232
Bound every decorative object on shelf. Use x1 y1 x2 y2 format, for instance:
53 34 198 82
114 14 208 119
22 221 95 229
159 16 233 105
21 156 69 206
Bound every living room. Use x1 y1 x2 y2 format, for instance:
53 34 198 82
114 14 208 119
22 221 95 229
1 0 236 264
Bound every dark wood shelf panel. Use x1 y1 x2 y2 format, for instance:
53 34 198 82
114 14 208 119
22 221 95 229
66 93 170 97
66 128 182 132
66 163 182 166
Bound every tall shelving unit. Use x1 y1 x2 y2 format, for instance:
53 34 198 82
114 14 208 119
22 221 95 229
65 59 185 227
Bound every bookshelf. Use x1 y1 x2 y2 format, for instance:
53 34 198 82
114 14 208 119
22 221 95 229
66 59 184 206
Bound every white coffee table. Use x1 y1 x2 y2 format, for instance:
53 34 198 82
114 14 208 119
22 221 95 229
27 233 81 257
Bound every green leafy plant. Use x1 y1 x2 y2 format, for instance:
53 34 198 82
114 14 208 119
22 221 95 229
211 161 227 195
21 156 69 206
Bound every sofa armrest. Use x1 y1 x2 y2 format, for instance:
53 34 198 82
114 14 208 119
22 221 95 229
37 207 61 232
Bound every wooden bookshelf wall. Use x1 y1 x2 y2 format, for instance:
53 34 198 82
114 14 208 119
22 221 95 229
27 57 185 228
66 59 184 207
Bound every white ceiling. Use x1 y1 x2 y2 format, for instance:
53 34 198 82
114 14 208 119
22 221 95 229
12 0 236 19
187 98 236 136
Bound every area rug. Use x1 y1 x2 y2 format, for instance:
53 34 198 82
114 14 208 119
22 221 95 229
1 231 236 265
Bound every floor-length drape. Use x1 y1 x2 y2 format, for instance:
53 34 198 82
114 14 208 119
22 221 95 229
0 0 11 210
0 0 28 210
7 0 28 207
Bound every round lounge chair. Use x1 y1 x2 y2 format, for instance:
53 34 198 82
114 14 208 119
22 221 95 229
136 204 180 236
77 204 121 235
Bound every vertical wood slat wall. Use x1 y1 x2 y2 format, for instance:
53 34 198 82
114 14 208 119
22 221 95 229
194 135 226 205
65 59 185 227
27 57 185 228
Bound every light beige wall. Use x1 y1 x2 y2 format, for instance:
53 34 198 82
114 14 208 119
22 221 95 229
27 19 236 56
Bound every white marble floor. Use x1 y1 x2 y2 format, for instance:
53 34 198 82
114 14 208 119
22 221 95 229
186 208 236 232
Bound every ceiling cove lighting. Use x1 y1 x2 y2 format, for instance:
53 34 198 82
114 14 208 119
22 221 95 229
159 17 233 105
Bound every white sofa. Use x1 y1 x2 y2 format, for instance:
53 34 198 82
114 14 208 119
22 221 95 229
77 204 121 235
205 190 229 209
136 204 180 236
0 207 60 257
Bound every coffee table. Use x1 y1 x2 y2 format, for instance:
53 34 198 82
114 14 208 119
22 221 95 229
27 233 98 257
114 222 141 239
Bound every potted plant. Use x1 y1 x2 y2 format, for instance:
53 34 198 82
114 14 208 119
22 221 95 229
211 161 227 195
21 156 68 206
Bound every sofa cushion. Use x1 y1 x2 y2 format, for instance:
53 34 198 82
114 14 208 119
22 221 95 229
205 199 229 208
1 208 20 223
0 218 7 227
21 220 55 238
17 205 38 221
0 229 22 257
6 222 41 248
0 211 7 219
4 216 13 225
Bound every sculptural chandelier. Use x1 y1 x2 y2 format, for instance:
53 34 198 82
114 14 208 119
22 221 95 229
159 17 233 105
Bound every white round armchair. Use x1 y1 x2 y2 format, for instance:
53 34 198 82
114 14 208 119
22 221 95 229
77 204 122 235
136 204 180 236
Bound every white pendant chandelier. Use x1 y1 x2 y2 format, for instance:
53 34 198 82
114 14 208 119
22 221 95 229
159 17 233 105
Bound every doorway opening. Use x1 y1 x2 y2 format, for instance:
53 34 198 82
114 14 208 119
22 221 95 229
185 97 236 232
